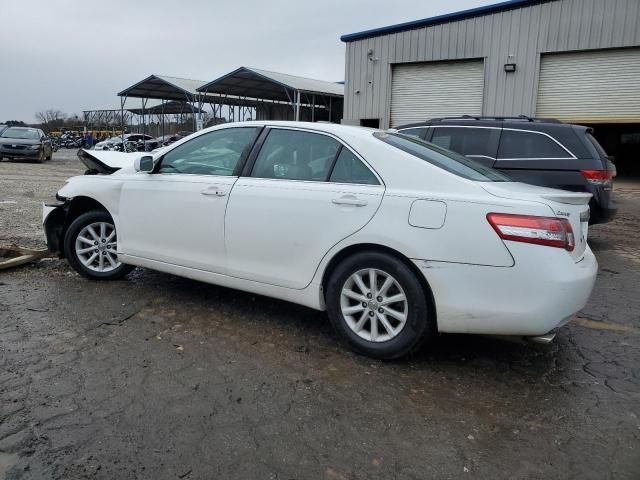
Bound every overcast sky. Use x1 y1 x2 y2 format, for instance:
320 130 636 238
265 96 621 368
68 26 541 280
0 0 491 122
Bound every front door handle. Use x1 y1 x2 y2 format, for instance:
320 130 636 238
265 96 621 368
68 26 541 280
332 196 368 207
201 187 227 197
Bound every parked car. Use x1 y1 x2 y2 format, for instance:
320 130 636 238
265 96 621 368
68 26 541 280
397 116 617 224
0 126 53 162
43 122 597 359
94 134 155 151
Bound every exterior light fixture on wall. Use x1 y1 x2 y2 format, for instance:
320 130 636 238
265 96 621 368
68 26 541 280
504 63 517 72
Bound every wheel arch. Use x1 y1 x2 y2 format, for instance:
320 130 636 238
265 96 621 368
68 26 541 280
320 243 437 327
45 196 112 257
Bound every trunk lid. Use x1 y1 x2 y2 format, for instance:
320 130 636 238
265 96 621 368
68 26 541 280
481 182 591 261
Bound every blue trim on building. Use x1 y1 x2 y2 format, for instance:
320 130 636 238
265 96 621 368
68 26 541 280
340 0 551 42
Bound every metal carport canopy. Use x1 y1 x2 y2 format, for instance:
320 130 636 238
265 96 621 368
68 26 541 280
117 74 257 106
127 100 205 115
117 75 205 101
196 66 344 102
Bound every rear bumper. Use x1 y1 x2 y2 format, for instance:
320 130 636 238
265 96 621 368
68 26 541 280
415 244 598 336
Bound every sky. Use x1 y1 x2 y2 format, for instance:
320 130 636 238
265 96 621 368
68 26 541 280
0 0 491 122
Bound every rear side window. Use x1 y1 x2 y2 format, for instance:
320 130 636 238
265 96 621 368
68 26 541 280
251 129 340 181
374 132 508 182
430 127 498 158
398 127 427 139
498 130 572 159
329 149 379 185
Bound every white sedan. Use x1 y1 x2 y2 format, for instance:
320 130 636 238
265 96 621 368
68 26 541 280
43 122 597 359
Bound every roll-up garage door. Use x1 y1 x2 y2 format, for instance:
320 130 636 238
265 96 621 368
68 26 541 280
536 48 640 123
390 60 484 127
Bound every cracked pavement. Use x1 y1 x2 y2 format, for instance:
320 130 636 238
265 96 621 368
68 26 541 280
1 151 639 479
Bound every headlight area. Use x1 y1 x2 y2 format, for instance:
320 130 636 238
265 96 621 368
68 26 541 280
30 144 42 150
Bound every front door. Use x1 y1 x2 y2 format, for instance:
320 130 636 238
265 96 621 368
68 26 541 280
118 126 260 273
225 127 385 289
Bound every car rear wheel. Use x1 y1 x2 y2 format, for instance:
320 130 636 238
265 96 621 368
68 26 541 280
63 211 134 280
326 251 434 360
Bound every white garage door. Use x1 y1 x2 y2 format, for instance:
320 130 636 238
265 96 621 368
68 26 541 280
537 48 640 123
390 60 484 127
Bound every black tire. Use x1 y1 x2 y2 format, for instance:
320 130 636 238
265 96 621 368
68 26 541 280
63 210 134 280
326 251 434 360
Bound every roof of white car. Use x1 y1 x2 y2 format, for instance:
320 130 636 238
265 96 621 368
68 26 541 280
212 121 377 138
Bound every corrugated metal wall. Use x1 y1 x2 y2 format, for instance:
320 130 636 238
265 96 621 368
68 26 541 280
343 0 640 128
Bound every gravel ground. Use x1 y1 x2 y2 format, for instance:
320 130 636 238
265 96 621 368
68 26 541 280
0 151 639 479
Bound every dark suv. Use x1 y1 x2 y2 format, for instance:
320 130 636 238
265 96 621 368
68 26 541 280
397 116 616 224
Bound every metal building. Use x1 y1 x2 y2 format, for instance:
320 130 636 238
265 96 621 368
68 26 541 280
340 0 640 174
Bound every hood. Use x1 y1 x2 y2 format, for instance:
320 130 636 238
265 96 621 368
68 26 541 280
77 149 142 174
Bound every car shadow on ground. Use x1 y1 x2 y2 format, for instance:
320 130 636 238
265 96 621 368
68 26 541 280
121 266 562 375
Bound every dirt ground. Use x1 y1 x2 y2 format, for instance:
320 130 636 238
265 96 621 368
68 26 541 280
1 150 639 479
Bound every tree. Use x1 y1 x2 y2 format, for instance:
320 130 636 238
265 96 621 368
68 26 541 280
2 120 28 127
34 109 66 132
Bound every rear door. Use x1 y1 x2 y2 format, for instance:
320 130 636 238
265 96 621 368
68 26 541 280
225 127 384 289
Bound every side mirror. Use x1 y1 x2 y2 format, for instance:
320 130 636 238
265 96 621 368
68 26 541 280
134 155 154 173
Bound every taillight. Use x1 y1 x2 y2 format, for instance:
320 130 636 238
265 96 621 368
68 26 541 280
487 213 575 252
581 169 613 186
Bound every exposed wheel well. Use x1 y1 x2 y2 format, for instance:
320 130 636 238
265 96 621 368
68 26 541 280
66 196 110 225
45 196 110 257
321 243 437 326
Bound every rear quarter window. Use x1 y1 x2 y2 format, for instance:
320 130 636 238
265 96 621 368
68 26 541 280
498 130 573 159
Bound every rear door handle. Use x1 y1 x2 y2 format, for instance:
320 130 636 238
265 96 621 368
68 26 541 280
332 196 368 207
201 187 227 197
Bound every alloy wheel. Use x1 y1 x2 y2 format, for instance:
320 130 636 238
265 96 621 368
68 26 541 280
74 221 120 273
340 268 408 342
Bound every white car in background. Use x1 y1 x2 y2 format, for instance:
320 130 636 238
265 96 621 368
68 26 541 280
43 122 597 359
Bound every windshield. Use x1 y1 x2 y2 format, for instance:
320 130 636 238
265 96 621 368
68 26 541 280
1 128 40 140
374 132 508 182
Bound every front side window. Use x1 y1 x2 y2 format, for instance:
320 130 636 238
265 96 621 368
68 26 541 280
498 130 572 159
430 127 497 158
251 129 340 181
374 132 508 182
158 127 257 175
329 148 379 185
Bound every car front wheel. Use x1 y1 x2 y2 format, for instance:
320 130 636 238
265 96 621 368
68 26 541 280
326 251 434 360
63 210 134 280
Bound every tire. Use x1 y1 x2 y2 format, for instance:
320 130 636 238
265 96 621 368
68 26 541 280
326 251 434 360
63 210 134 280
36 151 45 163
